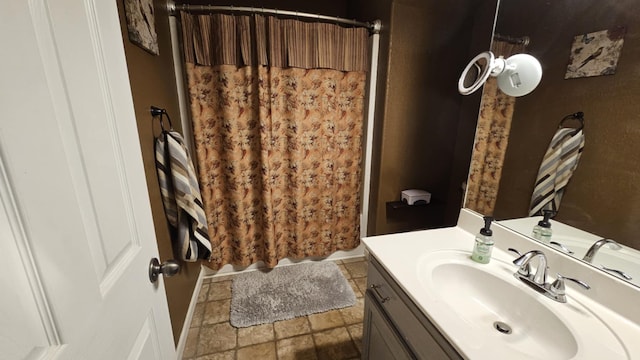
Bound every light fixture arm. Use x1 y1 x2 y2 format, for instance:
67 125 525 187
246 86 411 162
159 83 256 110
489 56 506 76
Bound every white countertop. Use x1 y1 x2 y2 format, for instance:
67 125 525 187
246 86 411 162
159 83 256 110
362 209 640 359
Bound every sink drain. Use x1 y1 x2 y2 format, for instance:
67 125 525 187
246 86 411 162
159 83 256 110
493 321 512 334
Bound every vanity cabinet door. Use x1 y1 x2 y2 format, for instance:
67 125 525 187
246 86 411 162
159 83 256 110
363 292 415 360
366 257 462 360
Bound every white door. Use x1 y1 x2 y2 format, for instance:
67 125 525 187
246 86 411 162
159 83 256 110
1 1 176 359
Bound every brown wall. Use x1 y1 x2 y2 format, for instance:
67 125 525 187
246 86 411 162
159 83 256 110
363 0 494 234
117 0 200 342
444 0 499 226
347 0 393 235
492 0 640 249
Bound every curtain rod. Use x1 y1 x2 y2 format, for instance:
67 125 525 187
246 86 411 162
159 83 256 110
167 3 382 34
494 33 530 46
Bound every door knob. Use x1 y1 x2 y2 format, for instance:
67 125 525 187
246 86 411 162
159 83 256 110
149 258 180 283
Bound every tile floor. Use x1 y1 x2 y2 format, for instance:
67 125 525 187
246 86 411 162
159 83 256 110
182 257 368 360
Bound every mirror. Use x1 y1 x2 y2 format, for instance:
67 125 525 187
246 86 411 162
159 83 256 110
465 0 640 285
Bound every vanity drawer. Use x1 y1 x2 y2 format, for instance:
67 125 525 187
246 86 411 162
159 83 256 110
367 257 462 360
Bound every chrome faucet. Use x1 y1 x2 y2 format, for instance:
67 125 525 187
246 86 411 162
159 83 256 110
582 238 622 263
513 250 548 285
511 249 590 303
583 239 631 281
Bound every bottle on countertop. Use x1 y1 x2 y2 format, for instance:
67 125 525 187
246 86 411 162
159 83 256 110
471 216 494 264
532 210 555 243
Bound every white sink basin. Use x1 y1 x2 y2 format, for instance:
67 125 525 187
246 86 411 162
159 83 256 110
430 261 577 358
417 250 628 359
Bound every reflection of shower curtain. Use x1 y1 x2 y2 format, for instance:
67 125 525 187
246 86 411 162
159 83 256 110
465 40 526 215
180 13 369 269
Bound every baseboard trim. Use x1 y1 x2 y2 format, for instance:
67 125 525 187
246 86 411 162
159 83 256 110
175 265 205 359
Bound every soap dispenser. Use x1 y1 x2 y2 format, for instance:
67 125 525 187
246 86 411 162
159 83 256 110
532 210 555 243
471 216 494 264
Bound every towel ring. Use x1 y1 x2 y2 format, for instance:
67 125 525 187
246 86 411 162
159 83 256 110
150 106 173 132
559 111 584 133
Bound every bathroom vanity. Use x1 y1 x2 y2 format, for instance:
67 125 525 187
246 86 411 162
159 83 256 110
361 209 640 359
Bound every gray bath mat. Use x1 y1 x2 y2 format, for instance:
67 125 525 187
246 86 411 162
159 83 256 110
230 261 356 328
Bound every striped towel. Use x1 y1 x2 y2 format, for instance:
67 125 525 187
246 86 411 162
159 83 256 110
155 130 212 261
529 128 585 216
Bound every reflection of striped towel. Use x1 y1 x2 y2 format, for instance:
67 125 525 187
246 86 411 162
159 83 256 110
156 131 212 261
529 128 585 216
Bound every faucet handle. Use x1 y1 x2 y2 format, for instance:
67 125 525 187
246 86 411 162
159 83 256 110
507 248 521 256
557 274 590 288
550 241 574 254
600 265 633 280
550 273 590 294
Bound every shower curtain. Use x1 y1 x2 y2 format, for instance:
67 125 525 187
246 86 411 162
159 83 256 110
465 40 526 215
180 12 369 269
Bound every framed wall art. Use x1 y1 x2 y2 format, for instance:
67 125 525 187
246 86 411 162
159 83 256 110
565 27 626 79
123 0 159 55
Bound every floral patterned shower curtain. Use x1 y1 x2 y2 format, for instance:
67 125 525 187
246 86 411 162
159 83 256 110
180 12 369 269
465 40 526 215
